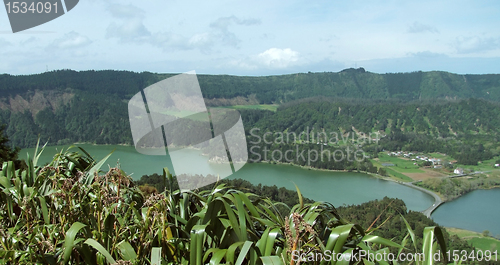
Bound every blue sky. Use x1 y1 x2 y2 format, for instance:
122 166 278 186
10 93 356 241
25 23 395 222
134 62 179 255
1 0 500 75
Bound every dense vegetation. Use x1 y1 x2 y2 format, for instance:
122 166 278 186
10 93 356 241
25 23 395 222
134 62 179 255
245 98 500 165
0 125 19 164
416 174 500 201
136 173 478 259
1 145 459 264
135 174 315 209
2 69 500 150
3 68 500 103
335 198 475 256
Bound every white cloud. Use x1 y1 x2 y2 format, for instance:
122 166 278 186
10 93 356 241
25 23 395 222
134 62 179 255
209 16 261 30
105 4 151 42
151 32 190 50
48 31 92 50
188 33 214 53
257 48 299 68
407 22 439 33
148 15 260 53
150 31 214 53
107 4 145 19
454 35 500 54
408 51 448 58
106 21 151 42
209 16 261 47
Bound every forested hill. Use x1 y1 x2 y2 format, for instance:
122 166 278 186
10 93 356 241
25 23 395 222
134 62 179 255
1 68 500 148
2 68 500 103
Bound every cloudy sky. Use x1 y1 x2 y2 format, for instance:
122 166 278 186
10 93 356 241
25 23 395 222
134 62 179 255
1 0 500 76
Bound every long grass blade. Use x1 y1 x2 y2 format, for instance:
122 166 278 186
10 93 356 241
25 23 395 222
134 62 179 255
84 239 116 264
62 222 87 264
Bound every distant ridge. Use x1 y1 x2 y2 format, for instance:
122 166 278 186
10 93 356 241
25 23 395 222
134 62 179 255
1 68 500 148
1 68 499 104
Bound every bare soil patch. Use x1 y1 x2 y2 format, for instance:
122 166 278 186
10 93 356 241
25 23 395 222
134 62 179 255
404 168 447 181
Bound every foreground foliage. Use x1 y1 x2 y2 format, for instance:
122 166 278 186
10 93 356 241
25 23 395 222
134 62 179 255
0 145 451 264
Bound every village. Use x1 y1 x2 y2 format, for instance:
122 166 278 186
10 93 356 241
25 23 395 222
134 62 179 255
386 151 455 169
372 150 500 182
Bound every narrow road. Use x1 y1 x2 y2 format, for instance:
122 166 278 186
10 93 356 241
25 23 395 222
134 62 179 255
400 182 442 218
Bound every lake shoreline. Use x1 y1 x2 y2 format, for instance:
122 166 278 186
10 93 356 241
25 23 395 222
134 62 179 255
251 160 500 216
26 143 497 213
252 160 444 211
23 144 498 234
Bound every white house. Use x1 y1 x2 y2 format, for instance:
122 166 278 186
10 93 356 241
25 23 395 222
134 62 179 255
454 168 464 174
495 164 500 167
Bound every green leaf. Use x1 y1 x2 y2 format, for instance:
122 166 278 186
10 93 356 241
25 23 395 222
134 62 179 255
224 241 244 264
293 182 304 209
84 150 114 185
326 224 354 256
362 235 403 249
190 225 207 265
235 241 253 265
62 222 88 264
0 176 10 189
38 196 50 225
433 227 448 263
256 227 280 257
163 167 170 194
84 238 116 264
203 248 227 265
264 228 280 256
260 256 285 265
116 241 137 261
422 226 448 265
32 138 48 168
400 214 417 251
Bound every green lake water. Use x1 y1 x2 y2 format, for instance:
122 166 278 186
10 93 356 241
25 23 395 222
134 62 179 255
431 189 500 237
22 144 500 237
20 144 433 211
20 144 500 236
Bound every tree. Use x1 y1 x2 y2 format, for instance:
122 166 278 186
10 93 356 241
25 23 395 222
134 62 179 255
0 124 19 164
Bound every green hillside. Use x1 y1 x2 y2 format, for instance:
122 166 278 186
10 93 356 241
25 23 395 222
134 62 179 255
245 98 500 165
1 69 500 148
1 68 500 103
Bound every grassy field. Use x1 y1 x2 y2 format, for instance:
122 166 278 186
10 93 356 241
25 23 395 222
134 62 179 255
370 156 414 182
464 156 500 172
376 153 424 173
383 167 414 182
446 227 500 252
223 104 279 112
371 153 424 182
469 237 500 252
